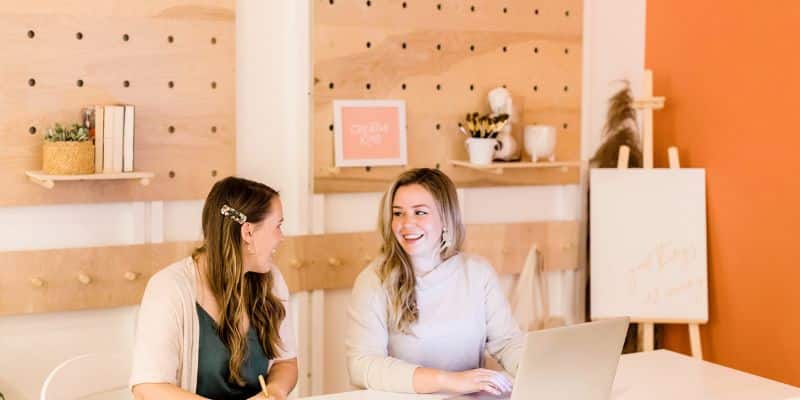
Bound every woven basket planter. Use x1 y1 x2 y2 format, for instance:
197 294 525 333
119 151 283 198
42 141 95 175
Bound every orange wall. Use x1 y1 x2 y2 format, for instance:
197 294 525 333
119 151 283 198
646 1 800 386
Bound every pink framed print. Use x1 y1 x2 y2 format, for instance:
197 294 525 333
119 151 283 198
333 99 408 167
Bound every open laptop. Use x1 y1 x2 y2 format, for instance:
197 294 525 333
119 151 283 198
448 317 630 400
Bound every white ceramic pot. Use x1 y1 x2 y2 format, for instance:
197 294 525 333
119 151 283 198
524 125 557 162
465 138 498 165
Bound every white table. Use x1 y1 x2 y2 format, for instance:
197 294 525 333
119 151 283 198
301 350 800 400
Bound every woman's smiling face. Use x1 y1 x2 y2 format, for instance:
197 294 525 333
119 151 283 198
391 184 444 259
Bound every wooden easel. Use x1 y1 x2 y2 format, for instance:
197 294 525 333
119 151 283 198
617 70 704 359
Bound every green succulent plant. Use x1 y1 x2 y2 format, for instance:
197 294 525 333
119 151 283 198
44 123 90 142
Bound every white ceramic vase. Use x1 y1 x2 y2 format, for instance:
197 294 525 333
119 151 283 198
466 137 498 165
524 125 556 162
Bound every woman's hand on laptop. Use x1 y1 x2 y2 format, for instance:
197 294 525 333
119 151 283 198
440 368 513 396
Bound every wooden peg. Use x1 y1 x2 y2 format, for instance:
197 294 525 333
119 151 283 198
328 257 342 267
77 272 92 285
289 259 303 269
30 277 45 288
123 271 140 281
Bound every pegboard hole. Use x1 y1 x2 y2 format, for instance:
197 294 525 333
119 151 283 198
211 169 218 177
168 81 174 88
564 48 569 54
365 166 372 172
329 0 334 4
534 9 540 15
401 83 407 90
469 84 474 91
28 78 36 87
470 5 476 12
27 30 35 39
329 124 334 131
122 33 130 42
503 7 508 13
470 44 475 52
436 84 441 91
563 85 569 92
402 42 407 49
366 0 371 6
211 126 218 133
329 82 335 89
534 47 539 54
211 37 217 45
168 35 174 43
533 85 539 92
211 81 217 89
366 83 372 90
123 80 130 87
565 10 571 17
168 126 175 134
169 171 176 178
435 163 441 169
76 79 84 87
437 3 442 11
76 32 83 40
29 126 37 135
563 123 569 129
366 41 371 48
435 123 441 130
502 46 507 52
402 2 407 8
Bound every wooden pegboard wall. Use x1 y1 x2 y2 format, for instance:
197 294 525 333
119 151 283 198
0 221 578 315
313 0 583 193
0 1 235 206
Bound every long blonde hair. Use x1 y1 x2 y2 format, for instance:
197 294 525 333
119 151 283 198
192 176 286 386
377 168 465 333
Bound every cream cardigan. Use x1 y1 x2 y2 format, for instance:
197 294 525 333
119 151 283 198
129 257 296 392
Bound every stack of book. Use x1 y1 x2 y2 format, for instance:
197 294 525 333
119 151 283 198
91 104 135 173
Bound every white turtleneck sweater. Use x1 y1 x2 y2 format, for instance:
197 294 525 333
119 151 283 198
345 253 524 393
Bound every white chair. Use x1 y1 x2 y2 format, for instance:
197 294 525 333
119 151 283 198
40 352 131 400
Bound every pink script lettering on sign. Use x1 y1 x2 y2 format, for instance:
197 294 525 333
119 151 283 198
341 106 400 159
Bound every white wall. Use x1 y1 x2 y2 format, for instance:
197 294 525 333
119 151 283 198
0 1 646 399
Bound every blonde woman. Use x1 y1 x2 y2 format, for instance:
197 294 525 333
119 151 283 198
131 177 297 400
346 168 523 396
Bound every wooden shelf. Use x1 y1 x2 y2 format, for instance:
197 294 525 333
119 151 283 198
25 171 155 189
449 160 584 175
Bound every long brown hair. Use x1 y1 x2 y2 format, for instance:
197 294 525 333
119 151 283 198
192 176 286 386
377 168 465 333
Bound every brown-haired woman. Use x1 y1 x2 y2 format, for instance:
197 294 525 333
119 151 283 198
131 177 297 400
346 168 523 396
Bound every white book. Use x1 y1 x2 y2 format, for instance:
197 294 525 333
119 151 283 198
94 105 104 173
111 106 125 173
123 105 135 172
102 105 114 173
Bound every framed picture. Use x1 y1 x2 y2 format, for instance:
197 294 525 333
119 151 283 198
333 99 407 167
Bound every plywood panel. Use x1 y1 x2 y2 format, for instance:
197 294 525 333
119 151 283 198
313 0 582 192
0 221 578 315
0 1 235 206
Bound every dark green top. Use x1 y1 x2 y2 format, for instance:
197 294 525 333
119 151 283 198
196 303 270 400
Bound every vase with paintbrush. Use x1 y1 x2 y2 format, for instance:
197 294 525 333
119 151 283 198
459 112 509 165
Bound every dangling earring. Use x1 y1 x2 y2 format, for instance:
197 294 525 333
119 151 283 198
441 227 451 250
